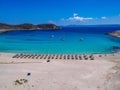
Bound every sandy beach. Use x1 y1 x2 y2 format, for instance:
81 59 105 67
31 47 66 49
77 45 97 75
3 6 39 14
0 52 120 90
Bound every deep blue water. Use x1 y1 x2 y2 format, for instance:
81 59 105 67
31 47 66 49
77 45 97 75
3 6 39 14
0 26 120 54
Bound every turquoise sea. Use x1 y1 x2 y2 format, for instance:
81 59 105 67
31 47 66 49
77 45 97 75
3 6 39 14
0 26 120 54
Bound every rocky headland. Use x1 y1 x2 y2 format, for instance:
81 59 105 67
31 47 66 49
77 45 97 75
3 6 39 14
0 23 61 33
108 30 120 38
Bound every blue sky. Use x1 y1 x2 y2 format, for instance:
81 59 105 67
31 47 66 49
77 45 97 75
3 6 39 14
0 0 120 25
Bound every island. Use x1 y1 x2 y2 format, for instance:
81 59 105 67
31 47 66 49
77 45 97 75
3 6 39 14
0 23 61 33
108 30 120 38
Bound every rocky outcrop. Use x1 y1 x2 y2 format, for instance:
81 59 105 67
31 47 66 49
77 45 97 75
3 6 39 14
0 23 61 33
111 46 120 53
108 30 120 38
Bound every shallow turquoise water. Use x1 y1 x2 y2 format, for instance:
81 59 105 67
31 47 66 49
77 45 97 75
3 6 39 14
0 27 120 54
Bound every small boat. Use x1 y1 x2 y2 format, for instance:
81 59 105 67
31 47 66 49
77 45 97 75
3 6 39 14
80 38 84 41
61 38 64 41
50 35 54 38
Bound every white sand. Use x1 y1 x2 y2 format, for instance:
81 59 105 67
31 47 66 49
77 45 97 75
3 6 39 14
0 53 120 90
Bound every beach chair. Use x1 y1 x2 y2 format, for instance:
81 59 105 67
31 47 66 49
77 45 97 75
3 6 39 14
19 54 25 59
31 54 35 59
28 54 32 59
63 55 66 60
75 55 78 60
78 55 82 60
23 54 28 59
12 54 19 58
60 54 62 59
43 54 46 59
90 57 94 60
40 54 44 59
22 54 27 58
51 54 54 59
44 54 48 59
15 54 21 58
71 55 74 60
36 54 41 59
55 55 58 59
48 55 51 59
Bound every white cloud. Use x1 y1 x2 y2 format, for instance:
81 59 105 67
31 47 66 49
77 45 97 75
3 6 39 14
65 13 93 22
73 13 78 17
101 16 107 20
58 15 120 25
48 20 56 24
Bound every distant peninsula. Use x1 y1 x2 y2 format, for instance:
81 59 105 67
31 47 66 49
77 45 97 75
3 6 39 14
0 23 61 33
108 30 120 38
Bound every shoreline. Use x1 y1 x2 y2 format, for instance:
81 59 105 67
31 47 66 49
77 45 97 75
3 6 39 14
108 30 120 38
0 23 61 33
0 29 37 33
0 52 120 61
0 51 119 54
0 28 60 33
108 33 120 38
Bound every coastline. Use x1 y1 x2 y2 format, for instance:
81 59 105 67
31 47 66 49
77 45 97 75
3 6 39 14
0 29 12 33
0 29 38 33
0 23 61 33
0 28 60 33
0 52 120 90
108 33 120 38
108 30 120 38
